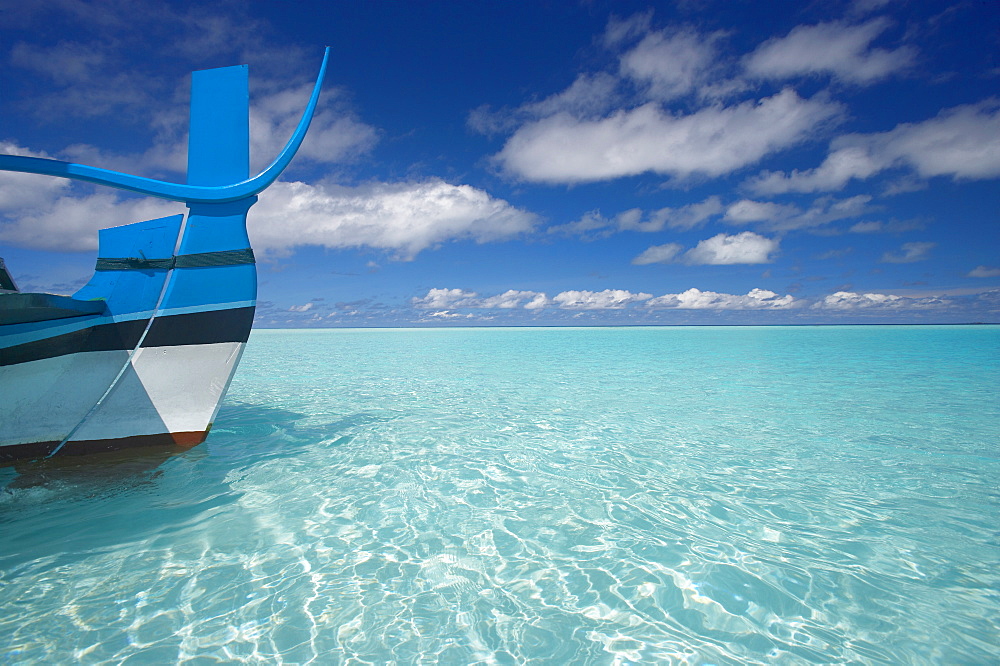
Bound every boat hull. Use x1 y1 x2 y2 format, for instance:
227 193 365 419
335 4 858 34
1 339 247 463
0 54 329 464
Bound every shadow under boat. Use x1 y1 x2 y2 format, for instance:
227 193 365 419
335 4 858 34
2 400 379 490
0 400 386 574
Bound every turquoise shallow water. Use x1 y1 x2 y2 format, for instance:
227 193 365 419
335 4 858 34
1 325 998 664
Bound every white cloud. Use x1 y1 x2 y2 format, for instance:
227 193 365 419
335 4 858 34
551 289 652 309
724 199 799 224
427 310 474 319
527 73 621 120
495 89 843 184
0 142 537 259
850 0 893 16
747 101 1000 193
249 179 538 259
547 208 639 238
603 11 654 48
632 243 684 265
412 288 548 310
0 173 533 258
813 290 951 311
870 101 1000 180
468 73 620 136
684 231 778 265
745 19 915 84
412 288 480 309
968 266 1000 278
848 218 923 234
413 287 654 311
288 302 313 312
0 143 72 212
250 84 379 171
619 28 720 101
411 285 964 315
61 82 381 179
550 197 723 238
522 293 550 310
0 146 183 252
632 197 724 232
725 195 874 232
850 221 883 233
881 241 935 263
479 290 549 309
812 291 904 309
747 146 887 194
647 287 799 309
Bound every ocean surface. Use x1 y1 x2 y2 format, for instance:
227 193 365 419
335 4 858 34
1 325 998 664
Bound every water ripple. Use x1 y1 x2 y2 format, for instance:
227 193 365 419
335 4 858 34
2 326 998 663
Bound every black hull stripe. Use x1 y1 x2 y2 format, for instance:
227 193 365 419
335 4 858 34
95 248 255 271
0 306 254 366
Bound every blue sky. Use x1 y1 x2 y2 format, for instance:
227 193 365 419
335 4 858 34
1 0 998 326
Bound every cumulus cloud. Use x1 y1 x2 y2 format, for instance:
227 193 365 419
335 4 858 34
848 218 923 234
647 197 725 231
724 199 799 225
550 197 724 238
288 302 313 312
413 288 548 310
968 266 1000 278
881 241 935 263
250 84 379 172
812 290 952 310
746 146 887 194
0 190 182 252
0 143 73 212
548 208 640 238
647 287 799 309
744 19 914 84
427 311 474 320
468 73 621 136
632 243 684 265
551 289 652 309
495 89 843 184
410 286 965 315
747 101 1000 194
813 291 902 309
634 231 782 267
485 14 946 187
413 288 651 311
619 28 721 101
684 231 779 265
479 290 550 309
48 80 381 180
249 179 538 259
724 195 874 232
0 144 184 251
412 288 480 309
0 169 534 258
413 286 797 311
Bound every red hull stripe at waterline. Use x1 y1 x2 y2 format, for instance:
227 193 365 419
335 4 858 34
0 430 209 464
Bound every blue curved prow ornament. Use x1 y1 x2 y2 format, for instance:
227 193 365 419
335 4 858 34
0 48 329 204
0 49 330 463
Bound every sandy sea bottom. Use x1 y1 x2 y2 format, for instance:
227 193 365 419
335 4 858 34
1 325 998 664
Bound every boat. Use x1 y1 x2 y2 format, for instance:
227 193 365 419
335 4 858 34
0 49 330 464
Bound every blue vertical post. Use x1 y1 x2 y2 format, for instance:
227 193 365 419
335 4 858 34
161 64 257 317
188 65 250 187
